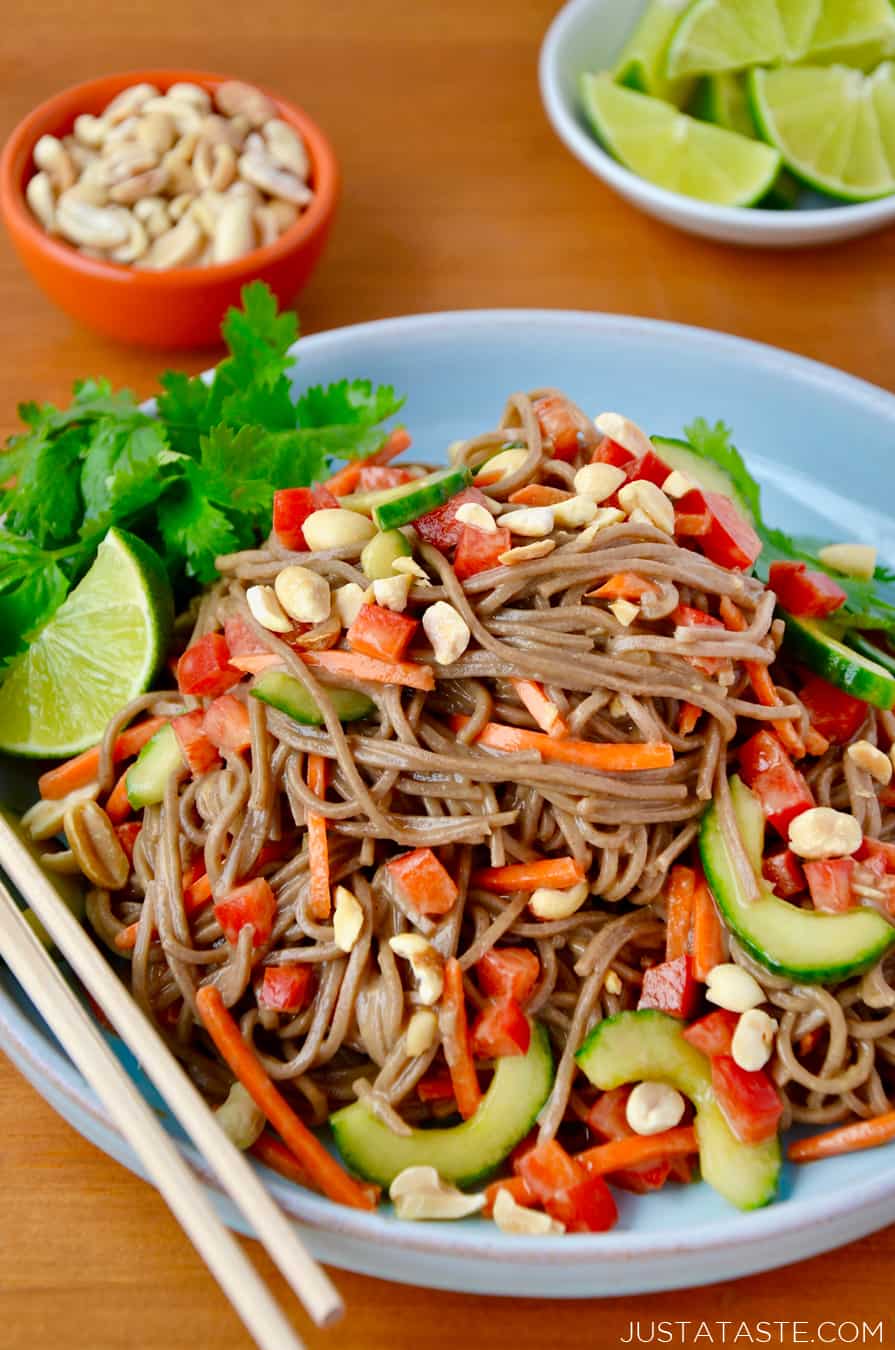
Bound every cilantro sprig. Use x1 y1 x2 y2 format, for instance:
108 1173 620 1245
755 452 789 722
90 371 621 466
682 416 895 639
0 283 404 674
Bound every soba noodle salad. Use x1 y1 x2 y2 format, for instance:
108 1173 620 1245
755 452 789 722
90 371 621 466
23 385 895 1233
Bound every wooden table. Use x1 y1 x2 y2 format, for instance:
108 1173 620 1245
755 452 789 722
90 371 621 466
2 1 895 1346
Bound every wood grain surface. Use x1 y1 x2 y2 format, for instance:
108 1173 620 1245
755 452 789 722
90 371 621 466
2 2 894 1347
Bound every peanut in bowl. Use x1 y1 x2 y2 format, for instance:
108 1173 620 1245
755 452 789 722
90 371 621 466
0 69 339 347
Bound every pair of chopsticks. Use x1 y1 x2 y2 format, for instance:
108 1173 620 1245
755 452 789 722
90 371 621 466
0 811 344 1350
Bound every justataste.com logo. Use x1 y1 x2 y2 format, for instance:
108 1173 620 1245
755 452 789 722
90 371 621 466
620 1323 886 1345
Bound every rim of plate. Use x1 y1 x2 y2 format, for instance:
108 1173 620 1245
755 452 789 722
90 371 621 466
538 0 895 238
4 306 895 1267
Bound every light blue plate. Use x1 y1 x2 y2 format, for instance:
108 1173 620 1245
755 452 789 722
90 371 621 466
3 310 895 1297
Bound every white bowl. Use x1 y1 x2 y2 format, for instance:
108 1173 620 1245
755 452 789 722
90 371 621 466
539 0 895 247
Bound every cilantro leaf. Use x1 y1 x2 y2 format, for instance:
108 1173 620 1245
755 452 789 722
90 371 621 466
296 378 404 430
0 563 69 672
196 425 280 520
80 422 184 534
156 370 213 455
4 424 86 548
682 417 763 522
157 473 244 584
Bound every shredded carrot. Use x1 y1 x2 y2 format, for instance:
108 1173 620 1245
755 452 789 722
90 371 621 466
507 484 573 508
798 1027 823 1058
678 702 703 736
113 922 139 952
39 716 168 799
441 957 482 1120
482 1174 534 1216
589 572 659 601
452 716 674 773
471 856 586 894
306 754 331 921
104 768 133 825
184 871 213 915
303 649 435 692
578 1126 698 1176
665 865 695 962
692 874 726 981
196 985 375 1209
788 1110 895 1163
323 461 363 497
511 678 569 739
719 597 805 758
249 1129 315 1187
369 427 412 466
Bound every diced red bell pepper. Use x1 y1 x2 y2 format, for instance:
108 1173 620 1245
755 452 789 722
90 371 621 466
453 524 512 580
762 848 806 899
171 710 220 774
357 464 413 491
386 847 459 916
533 395 581 463
257 964 314 1013
638 954 699 1019
514 1139 618 1232
416 1069 455 1102
629 448 671 488
586 1086 674 1193
683 1009 739 1059
223 614 267 658
769 561 847 618
204 694 252 753
214 877 277 947
592 438 637 473
711 1055 783 1145
672 604 723 630
857 836 895 870
798 675 867 745
738 730 814 838
675 488 762 571
470 997 531 1058
347 603 419 663
476 947 540 1003
413 487 493 553
176 633 242 697
272 485 338 551
115 821 142 862
804 857 855 912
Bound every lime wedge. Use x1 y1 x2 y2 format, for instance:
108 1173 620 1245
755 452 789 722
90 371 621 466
614 0 696 106
666 0 790 79
693 73 802 207
666 0 895 79
581 72 782 207
749 63 895 201
0 528 173 757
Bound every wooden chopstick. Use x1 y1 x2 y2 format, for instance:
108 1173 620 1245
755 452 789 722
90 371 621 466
0 814 344 1334
0 880 307 1350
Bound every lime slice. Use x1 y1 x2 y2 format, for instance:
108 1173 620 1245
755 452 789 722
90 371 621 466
614 0 695 106
666 0 895 79
0 528 173 757
581 72 782 207
749 63 895 201
693 73 802 208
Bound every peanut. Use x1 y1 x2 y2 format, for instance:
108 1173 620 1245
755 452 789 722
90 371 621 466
215 80 277 127
64 800 129 890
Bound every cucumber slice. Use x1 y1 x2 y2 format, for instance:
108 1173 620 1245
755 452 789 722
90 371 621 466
330 1020 554 1188
700 776 895 982
126 723 185 809
845 631 895 680
576 1009 780 1211
651 436 754 521
782 614 895 710
360 529 412 581
250 671 374 725
372 468 471 532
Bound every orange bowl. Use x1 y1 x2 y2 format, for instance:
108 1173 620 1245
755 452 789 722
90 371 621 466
0 69 340 348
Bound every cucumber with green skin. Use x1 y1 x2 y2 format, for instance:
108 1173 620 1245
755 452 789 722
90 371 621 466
845 631 895 681
576 1009 780 1211
781 614 895 710
340 467 470 525
699 776 895 983
126 722 184 809
360 529 412 580
651 436 754 521
330 1020 553 1189
250 671 373 726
